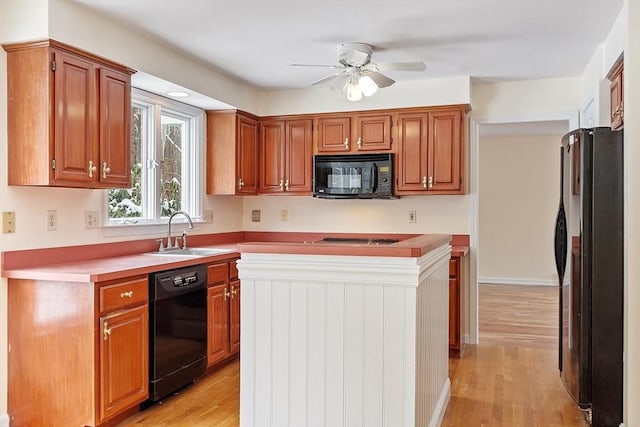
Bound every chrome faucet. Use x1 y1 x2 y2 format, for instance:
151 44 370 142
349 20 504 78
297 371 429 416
163 211 194 250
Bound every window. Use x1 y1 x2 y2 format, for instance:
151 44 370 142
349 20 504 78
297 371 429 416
107 88 204 226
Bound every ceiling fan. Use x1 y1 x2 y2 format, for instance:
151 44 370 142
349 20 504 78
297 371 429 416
291 42 426 101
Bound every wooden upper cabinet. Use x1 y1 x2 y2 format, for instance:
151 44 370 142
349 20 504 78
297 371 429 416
354 114 392 151
259 118 312 194
316 116 351 152
607 56 623 130
396 106 465 195
316 114 392 153
3 39 135 188
206 110 259 195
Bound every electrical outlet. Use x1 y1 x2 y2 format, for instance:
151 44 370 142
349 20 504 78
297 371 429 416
251 210 261 222
2 211 15 233
85 211 99 229
280 209 288 222
204 210 214 222
47 210 57 231
409 210 417 223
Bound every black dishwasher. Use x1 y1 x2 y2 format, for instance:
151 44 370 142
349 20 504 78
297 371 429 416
148 264 207 402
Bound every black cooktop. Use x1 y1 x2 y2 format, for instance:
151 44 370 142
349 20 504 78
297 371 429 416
317 237 399 245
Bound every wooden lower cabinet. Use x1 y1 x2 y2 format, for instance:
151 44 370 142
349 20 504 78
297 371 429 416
207 258 241 367
449 257 463 357
7 275 149 426
99 304 149 421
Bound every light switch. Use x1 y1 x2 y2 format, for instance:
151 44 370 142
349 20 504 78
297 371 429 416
3 211 16 233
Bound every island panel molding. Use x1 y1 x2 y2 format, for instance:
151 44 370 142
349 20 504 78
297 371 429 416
238 243 451 427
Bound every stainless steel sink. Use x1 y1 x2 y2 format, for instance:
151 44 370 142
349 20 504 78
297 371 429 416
146 247 234 257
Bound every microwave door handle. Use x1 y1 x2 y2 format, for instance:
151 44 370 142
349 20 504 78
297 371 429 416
372 164 378 192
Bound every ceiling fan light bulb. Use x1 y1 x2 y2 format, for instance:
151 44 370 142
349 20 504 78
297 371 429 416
359 76 378 97
346 83 363 101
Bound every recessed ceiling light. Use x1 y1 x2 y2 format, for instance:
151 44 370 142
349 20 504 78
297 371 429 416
167 91 189 97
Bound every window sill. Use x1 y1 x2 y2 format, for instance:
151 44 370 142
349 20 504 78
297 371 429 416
102 219 206 238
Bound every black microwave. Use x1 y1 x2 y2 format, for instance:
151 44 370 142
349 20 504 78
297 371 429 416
313 153 394 199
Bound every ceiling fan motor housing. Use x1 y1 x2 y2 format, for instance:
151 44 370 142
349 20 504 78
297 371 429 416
337 42 373 67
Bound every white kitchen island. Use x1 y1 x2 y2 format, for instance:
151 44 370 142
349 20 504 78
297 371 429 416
237 234 452 427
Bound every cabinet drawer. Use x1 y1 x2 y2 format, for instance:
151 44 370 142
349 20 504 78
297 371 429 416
208 263 229 285
229 259 239 280
449 258 459 278
100 277 148 314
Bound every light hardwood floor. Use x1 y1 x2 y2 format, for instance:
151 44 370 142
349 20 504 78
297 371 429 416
119 283 588 426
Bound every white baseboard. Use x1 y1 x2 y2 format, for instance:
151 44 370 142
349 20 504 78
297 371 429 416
430 378 451 427
0 413 9 427
478 276 556 286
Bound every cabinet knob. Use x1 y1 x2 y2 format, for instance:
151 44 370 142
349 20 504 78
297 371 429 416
357 137 362 149
422 176 427 188
285 179 289 191
88 161 97 178
102 162 111 179
103 320 112 341
224 288 231 301
279 179 284 190
238 178 244 189
343 138 349 149
429 176 434 189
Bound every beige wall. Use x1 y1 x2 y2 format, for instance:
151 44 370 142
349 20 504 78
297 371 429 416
478 135 560 285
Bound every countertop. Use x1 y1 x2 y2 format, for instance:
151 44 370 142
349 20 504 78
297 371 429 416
1 232 469 283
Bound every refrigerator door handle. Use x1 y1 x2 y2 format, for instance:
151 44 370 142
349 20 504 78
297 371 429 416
554 201 568 284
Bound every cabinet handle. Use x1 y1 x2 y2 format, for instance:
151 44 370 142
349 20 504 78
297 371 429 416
279 179 284 190
619 101 624 120
120 291 133 298
285 179 289 191
422 176 427 188
103 320 112 341
88 161 97 178
102 162 111 179
343 138 349 149
224 288 231 301
238 178 244 189
231 285 237 298
429 176 434 189
357 137 362 149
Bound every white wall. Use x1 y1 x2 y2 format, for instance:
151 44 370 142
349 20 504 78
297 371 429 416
478 135 560 285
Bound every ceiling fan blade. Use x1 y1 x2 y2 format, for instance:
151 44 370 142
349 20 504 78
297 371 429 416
363 71 395 88
330 74 350 94
376 61 426 72
310 73 343 86
290 63 344 69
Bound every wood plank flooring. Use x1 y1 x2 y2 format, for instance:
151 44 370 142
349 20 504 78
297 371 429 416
118 283 588 427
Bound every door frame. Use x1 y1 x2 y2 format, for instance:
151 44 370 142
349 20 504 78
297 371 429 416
467 111 579 345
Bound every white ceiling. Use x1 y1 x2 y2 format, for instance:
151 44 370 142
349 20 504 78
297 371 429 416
70 0 622 135
72 0 622 91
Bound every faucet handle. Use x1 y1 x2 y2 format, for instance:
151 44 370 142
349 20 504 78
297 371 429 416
181 231 188 249
156 239 165 252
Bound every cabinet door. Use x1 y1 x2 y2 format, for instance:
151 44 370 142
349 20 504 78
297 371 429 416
396 113 429 191
207 283 230 366
354 114 392 151
317 116 351 152
53 49 96 185
237 115 259 194
428 110 462 192
449 277 460 350
98 66 132 188
285 119 313 193
99 305 149 422
259 120 286 193
229 280 241 355
610 65 623 130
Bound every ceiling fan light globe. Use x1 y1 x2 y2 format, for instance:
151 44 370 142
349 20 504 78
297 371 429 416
358 76 378 97
347 83 363 101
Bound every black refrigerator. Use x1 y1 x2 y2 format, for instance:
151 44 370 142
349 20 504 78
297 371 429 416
554 127 623 426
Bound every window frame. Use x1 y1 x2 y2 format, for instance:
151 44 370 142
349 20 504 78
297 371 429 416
104 88 205 233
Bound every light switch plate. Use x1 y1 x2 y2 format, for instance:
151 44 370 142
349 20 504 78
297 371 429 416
2 211 15 233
